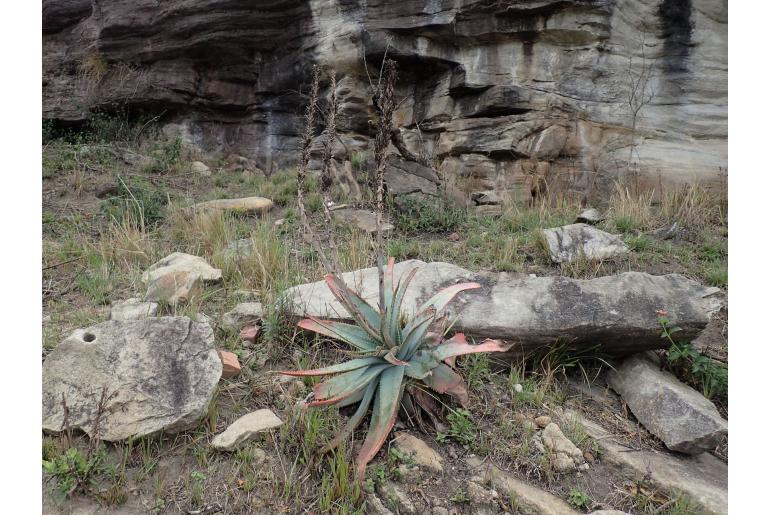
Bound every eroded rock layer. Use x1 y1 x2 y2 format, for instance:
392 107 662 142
43 0 727 195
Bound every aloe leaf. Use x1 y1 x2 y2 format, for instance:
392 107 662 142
355 365 406 481
398 307 437 361
404 351 439 380
431 335 511 362
325 274 382 340
421 363 470 407
389 266 419 345
415 282 481 315
313 364 389 404
297 317 380 352
382 348 407 366
321 380 378 454
277 356 385 377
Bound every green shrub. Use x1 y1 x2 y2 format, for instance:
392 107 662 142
390 195 467 234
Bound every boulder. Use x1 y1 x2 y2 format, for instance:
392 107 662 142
332 208 394 234
142 252 223 284
366 495 395 515
190 161 211 175
211 409 283 451
109 298 159 321
42 317 221 441
565 411 727 514
221 302 264 331
384 156 439 197
471 190 503 206
190 197 273 215
392 432 444 473
285 260 723 357
144 270 203 305
607 354 728 454
542 223 628 263
575 208 604 225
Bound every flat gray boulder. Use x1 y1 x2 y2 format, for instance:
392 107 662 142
109 298 159 321
542 223 628 263
332 208 394 234
220 302 264 331
42 317 222 441
607 354 728 454
142 252 222 284
285 261 723 357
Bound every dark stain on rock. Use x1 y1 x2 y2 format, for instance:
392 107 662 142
658 0 694 74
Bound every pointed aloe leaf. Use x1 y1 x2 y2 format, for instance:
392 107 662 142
325 274 382 341
398 307 437 361
355 365 406 481
421 363 469 407
321 380 377 453
382 348 407 366
313 364 389 404
380 258 399 348
404 350 440 380
278 356 385 377
431 335 511 362
297 317 379 352
415 282 480 315
388 266 419 346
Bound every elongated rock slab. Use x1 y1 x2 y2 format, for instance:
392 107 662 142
285 260 723 356
42 317 221 441
607 354 727 454
563 411 727 514
543 223 628 263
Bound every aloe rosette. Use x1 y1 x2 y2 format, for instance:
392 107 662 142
280 258 510 479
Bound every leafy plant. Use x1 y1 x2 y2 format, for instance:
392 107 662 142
43 447 107 499
390 195 467 234
280 258 510 480
659 315 727 400
446 408 476 446
568 488 590 509
450 488 470 503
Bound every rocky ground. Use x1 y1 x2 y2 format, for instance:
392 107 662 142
42 122 727 514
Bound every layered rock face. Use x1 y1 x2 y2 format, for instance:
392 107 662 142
43 0 727 196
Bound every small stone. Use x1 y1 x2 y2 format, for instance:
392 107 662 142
448 232 461 242
393 432 444 473
534 415 552 428
211 409 283 451
274 218 286 227
551 453 576 472
584 451 595 463
109 298 159 321
195 312 214 326
221 302 264 330
366 494 395 515
217 350 241 379
144 270 203 305
512 383 523 393
377 481 416 514
395 463 421 482
542 423 584 463
190 161 211 175
431 508 450 515
578 463 590 471
239 325 261 345
471 190 503 205
575 208 604 224
465 480 497 507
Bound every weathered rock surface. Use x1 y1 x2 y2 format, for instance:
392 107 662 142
564 411 727 515
286 260 723 356
144 270 203 305
221 302 264 331
143 252 223 284
332 208 394 234
109 298 158 321
366 494 395 515
190 197 273 215
384 156 439 197
466 455 580 514
607 354 727 454
43 1 726 195
376 481 416 515
392 432 444 473
42 317 221 441
543 223 629 263
190 161 211 175
211 409 283 451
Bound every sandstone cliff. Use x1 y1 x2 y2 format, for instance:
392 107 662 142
43 0 727 197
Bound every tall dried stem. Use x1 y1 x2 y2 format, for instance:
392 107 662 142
372 59 398 309
319 70 342 271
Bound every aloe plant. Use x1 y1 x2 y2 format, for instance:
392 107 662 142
280 258 510 480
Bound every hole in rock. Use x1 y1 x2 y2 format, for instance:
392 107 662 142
83 333 96 342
